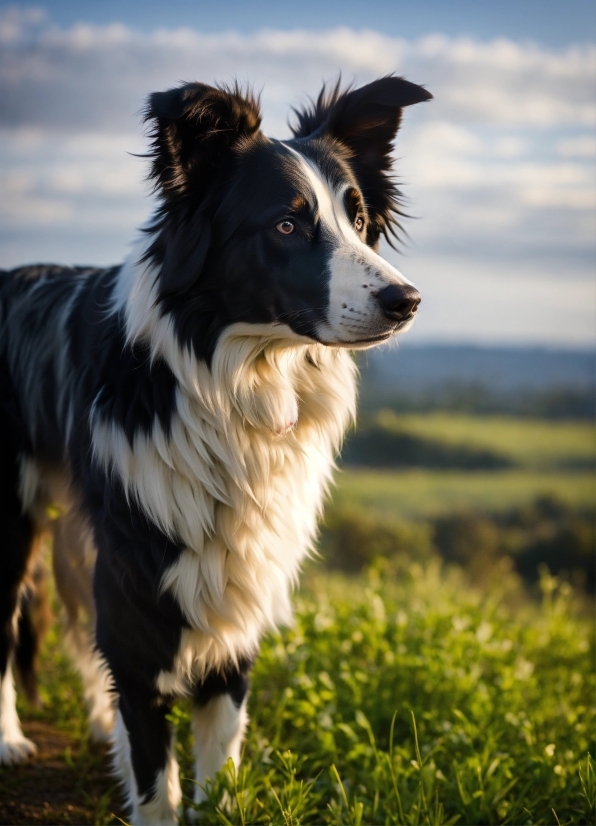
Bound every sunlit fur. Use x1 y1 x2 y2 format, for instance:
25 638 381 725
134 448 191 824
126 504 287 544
0 668 37 765
0 75 430 823
101 247 356 685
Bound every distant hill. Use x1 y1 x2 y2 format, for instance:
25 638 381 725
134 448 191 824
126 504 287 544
357 344 595 418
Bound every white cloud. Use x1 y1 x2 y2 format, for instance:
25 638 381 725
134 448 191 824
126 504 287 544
409 35 595 127
0 12 594 131
556 135 596 158
493 137 528 158
0 8 594 344
398 252 596 346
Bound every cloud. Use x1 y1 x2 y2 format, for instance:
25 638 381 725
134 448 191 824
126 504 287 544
0 4 45 42
0 127 147 229
395 251 596 346
556 135 595 158
0 9 594 131
0 6 594 344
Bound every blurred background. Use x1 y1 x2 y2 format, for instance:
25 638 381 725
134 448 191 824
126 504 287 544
1 0 594 593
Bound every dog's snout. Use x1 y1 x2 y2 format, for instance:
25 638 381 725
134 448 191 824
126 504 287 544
376 284 421 321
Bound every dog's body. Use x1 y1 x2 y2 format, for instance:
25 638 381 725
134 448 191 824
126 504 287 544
0 77 430 823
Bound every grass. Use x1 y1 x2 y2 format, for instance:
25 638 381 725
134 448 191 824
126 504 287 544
332 468 595 520
5 412 594 822
9 563 595 825
366 412 595 470
335 412 595 521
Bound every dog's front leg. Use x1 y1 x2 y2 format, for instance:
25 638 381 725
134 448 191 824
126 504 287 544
113 685 181 825
189 659 252 814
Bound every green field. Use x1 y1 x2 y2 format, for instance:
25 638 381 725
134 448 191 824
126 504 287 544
356 412 595 470
335 411 595 520
6 565 594 825
332 468 595 520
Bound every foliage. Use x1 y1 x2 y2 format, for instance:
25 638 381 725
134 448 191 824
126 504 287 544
320 494 595 591
320 504 434 572
14 565 595 825
434 496 596 592
359 383 596 421
175 566 595 825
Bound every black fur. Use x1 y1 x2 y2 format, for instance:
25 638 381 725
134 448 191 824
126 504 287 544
0 75 430 815
291 76 432 247
0 362 35 684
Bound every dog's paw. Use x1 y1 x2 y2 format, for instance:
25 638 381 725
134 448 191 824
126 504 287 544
0 734 37 765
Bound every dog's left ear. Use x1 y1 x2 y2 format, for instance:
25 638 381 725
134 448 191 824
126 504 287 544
144 83 262 295
291 76 432 247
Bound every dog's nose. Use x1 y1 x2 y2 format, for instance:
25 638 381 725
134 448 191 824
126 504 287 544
376 284 421 321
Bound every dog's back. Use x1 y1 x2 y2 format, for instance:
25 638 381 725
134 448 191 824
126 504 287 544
0 76 431 823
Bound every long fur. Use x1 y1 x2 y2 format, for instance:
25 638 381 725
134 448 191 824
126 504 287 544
0 75 431 823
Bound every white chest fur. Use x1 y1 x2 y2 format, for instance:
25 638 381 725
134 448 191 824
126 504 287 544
91 316 356 688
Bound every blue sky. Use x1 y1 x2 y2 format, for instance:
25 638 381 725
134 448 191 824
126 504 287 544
34 0 596 45
1 3 594 346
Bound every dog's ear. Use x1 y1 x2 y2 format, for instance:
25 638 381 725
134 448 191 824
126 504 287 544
144 83 261 295
145 82 262 197
291 76 432 247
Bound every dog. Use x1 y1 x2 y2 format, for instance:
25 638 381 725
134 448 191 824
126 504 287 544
0 75 431 823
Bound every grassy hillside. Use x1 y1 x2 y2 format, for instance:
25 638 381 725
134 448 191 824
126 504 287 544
4 565 594 825
365 412 595 469
330 413 595 587
332 468 595 520
342 412 595 471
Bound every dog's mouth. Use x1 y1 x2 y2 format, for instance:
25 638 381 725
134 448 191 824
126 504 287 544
322 331 392 350
329 315 417 348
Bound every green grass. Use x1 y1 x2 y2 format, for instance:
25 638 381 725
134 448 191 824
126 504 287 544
18 564 595 825
332 468 595 519
8 411 594 822
367 412 595 470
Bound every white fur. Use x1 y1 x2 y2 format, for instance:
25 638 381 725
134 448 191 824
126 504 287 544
98 250 357 684
138 752 182 826
65 625 114 742
112 709 181 825
286 148 415 345
0 667 37 765
111 709 139 819
93 242 356 822
93 146 419 822
191 694 248 806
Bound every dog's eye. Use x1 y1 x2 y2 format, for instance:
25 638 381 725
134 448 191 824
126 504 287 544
276 220 295 235
355 216 365 233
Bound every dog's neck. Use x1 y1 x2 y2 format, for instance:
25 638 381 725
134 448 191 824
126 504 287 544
102 240 358 528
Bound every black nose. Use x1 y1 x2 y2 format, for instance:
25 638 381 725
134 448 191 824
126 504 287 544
376 284 421 321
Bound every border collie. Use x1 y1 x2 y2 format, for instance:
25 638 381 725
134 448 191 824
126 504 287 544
0 76 431 823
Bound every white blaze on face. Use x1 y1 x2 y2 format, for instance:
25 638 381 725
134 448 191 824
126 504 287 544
289 148 416 346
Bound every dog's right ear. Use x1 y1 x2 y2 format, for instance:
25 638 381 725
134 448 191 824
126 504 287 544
144 83 261 296
145 82 262 197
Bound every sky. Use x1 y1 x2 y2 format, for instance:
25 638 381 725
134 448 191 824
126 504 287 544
1 2 594 347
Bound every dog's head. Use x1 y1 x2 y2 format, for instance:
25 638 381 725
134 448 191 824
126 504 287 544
143 77 431 356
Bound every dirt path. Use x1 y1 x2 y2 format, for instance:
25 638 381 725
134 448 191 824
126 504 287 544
0 720 122 825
